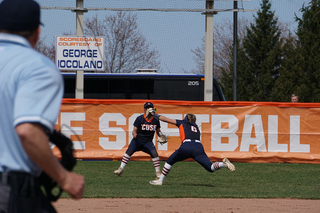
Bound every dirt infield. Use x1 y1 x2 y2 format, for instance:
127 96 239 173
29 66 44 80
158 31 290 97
53 198 320 213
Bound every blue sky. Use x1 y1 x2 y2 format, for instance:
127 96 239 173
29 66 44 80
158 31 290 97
27 0 310 73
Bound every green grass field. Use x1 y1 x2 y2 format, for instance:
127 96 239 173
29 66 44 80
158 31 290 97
63 160 320 199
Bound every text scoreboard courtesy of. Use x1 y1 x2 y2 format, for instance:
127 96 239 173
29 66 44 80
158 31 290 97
55 36 105 71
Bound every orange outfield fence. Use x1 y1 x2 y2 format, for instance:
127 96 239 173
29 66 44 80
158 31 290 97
52 99 320 164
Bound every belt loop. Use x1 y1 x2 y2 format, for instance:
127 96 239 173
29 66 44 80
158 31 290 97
1 172 8 185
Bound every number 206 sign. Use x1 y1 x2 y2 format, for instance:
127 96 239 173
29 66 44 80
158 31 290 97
55 36 105 71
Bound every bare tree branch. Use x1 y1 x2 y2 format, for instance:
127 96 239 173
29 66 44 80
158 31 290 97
191 17 249 78
85 12 161 73
191 16 296 79
35 37 55 62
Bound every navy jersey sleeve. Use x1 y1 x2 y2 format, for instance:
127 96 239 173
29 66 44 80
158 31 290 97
175 119 183 127
133 115 142 128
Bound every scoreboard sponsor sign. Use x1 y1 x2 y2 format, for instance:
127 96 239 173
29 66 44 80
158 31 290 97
55 36 105 71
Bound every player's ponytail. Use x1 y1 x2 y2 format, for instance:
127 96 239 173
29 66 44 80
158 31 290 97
185 114 196 123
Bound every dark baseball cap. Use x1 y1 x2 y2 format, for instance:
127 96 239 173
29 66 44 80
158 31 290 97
0 0 43 31
144 102 154 109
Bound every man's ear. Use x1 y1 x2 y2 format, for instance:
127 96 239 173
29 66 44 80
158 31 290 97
30 27 41 48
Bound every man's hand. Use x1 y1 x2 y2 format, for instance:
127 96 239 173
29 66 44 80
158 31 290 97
58 171 85 199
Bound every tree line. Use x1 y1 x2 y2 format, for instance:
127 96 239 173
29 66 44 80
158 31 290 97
218 0 320 102
36 0 319 102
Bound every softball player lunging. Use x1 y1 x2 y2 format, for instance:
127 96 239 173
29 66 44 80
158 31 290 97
149 113 235 185
114 102 163 179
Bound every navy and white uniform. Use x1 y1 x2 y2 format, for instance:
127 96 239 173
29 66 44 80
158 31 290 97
166 117 213 172
126 114 161 158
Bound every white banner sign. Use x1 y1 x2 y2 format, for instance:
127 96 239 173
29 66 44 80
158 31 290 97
55 36 105 71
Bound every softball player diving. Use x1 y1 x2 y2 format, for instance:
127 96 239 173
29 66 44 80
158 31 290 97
148 112 235 185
